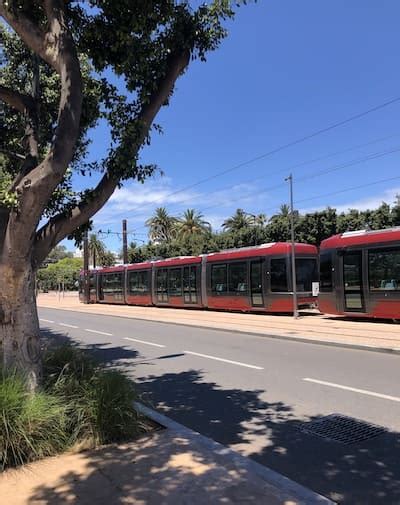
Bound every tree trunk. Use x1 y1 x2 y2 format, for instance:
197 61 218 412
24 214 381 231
0 260 41 391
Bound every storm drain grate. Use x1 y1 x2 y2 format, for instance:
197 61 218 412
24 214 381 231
298 414 387 445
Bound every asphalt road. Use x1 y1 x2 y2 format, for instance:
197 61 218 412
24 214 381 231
39 307 400 504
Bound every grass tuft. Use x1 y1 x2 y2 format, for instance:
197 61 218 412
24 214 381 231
0 344 140 470
0 371 67 470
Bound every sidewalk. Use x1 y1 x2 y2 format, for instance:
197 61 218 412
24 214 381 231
37 292 400 353
0 403 332 505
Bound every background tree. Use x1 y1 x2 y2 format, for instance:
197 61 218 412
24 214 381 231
145 207 178 243
37 257 83 292
44 245 73 264
175 209 211 240
87 234 114 268
222 208 252 233
0 0 236 387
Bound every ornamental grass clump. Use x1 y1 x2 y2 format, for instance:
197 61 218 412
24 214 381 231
0 344 141 470
43 344 140 446
0 371 67 470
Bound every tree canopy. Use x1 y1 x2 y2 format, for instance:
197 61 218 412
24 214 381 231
0 0 238 386
128 198 400 262
0 0 236 266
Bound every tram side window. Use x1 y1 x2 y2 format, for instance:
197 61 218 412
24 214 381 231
89 274 96 295
156 269 168 297
228 262 248 294
128 270 149 294
320 252 333 292
211 264 227 294
102 273 123 295
368 248 400 291
168 268 182 296
271 259 288 292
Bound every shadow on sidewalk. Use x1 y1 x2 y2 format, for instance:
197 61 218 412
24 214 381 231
137 370 400 505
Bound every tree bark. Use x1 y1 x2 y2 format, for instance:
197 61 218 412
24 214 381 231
0 258 41 391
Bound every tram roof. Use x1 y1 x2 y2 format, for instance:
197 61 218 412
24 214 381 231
320 227 400 249
205 242 317 262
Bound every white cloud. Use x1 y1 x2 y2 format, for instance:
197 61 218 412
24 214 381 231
94 178 269 229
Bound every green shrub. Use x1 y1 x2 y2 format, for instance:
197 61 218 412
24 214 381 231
0 372 67 470
0 344 140 470
44 344 139 446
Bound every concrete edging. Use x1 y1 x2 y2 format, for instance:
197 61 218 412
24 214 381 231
134 402 335 505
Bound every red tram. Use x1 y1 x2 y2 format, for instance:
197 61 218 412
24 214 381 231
79 242 319 313
319 227 400 319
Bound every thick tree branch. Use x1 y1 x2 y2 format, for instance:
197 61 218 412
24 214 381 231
0 85 35 113
33 50 190 266
0 148 25 161
1 1 83 255
0 2 49 66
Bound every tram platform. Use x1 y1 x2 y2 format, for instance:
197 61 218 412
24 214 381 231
37 292 400 354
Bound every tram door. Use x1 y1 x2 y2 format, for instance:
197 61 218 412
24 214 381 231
343 251 365 312
250 260 264 307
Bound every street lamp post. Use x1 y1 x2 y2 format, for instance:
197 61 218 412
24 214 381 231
285 174 299 319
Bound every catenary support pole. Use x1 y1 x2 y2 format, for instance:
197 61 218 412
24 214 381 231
83 229 90 304
122 219 128 264
285 174 299 319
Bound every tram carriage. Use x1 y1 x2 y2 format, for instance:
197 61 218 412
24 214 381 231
319 227 400 319
79 242 319 313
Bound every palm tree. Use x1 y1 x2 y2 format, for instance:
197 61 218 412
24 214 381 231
254 213 267 227
222 209 252 233
175 209 211 240
88 234 107 268
145 207 177 243
279 204 290 217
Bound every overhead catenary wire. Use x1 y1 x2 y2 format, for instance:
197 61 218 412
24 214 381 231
131 143 400 235
259 174 400 216
112 96 400 218
127 131 400 220
184 145 400 216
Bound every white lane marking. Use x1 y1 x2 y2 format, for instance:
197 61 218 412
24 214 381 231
59 323 78 329
183 350 264 370
84 328 113 336
124 337 165 348
40 318 54 323
303 378 400 403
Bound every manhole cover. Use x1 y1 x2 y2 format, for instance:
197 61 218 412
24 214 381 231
298 414 387 445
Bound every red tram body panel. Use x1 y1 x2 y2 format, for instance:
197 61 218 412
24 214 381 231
319 227 400 319
79 242 319 314
205 243 318 313
152 256 203 309
126 262 153 306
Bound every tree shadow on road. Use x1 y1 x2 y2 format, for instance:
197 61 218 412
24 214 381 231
137 369 400 505
36 329 400 504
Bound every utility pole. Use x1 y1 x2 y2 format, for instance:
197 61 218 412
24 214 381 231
83 229 90 304
285 174 299 319
122 219 128 264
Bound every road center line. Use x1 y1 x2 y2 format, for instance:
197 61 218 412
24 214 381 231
303 378 400 403
183 350 264 370
84 328 113 336
59 323 79 329
40 318 54 323
124 337 166 348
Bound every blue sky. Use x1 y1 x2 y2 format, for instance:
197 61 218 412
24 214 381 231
66 0 400 251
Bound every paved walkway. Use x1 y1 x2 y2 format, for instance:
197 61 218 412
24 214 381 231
0 404 331 505
37 292 400 353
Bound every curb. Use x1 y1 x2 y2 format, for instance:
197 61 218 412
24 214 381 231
134 402 335 505
40 305 400 356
